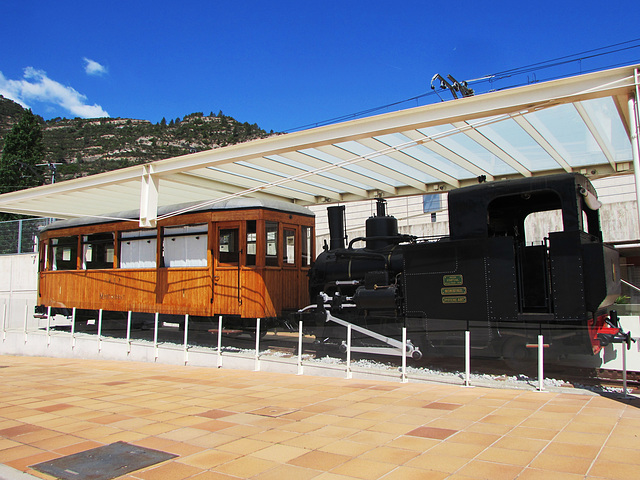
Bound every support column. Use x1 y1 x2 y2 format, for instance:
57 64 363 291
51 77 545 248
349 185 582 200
140 164 159 228
630 69 640 237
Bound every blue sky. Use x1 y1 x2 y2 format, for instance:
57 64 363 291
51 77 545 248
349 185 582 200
1 1 639 133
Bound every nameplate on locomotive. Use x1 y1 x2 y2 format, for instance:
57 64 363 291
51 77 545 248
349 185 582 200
441 287 467 295
442 274 463 286
442 296 467 304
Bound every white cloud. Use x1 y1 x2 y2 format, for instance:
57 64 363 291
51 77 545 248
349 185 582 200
83 57 108 76
0 67 109 118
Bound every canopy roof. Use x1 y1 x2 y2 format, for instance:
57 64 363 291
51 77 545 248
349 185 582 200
1 64 638 226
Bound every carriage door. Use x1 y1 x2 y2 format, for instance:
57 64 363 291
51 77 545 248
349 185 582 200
214 222 242 316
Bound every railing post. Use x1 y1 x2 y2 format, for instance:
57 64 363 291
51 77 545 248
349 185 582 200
464 330 471 387
1 302 6 342
23 301 28 343
254 318 261 372
126 311 132 354
183 314 189 365
216 315 223 368
346 324 352 379
401 327 408 383
71 307 76 349
97 309 103 352
153 312 159 360
297 320 304 375
537 334 544 392
623 342 629 398
46 306 51 346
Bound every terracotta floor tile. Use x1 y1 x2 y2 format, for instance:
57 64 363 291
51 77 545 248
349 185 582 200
5 451 61 472
187 471 240 480
493 435 548 453
214 456 279 478
251 444 309 463
330 457 396 479
427 441 486 458
380 465 449 480
477 446 538 466
0 424 45 438
457 459 525 480
405 426 457 440
216 437 271 455
288 450 351 470
0 444 45 462
158 426 211 442
251 463 321 480
386 435 441 452
553 430 608 446
190 419 235 432
360 445 420 465
137 461 203 480
589 459 640 480
319 440 371 457
543 441 600 459
52 440 104 456
248 429 300 444
406 451 470 473
507 426 558 441
176 449 240 469
281 433 335 450
448 431 500 446
529 452 590 475
515 467 585 480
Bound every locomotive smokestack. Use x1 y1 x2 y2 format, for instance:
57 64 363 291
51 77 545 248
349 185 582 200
376 198 387 217
327 205 347 250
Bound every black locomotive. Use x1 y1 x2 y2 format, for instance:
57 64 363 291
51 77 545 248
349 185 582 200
300 173 630 365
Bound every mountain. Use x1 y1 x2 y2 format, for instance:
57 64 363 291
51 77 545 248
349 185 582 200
0 96 274 182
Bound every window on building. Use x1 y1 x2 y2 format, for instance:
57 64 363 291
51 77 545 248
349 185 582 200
51 236 78 270
82 232 114 269
265 221 278 266
246 220 257 266
119 230 157 268
163 224 208 267
283 229 295 265
301 226 312 267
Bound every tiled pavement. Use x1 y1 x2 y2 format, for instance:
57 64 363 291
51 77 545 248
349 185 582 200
0 355 639 480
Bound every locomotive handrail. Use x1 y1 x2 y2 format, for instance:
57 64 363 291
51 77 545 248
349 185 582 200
347 234 415 249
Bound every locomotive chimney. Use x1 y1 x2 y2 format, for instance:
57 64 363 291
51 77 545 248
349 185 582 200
376 198 387 217
327 205 347 250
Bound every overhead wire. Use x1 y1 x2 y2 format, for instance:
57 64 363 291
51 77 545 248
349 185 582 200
283 38 640 134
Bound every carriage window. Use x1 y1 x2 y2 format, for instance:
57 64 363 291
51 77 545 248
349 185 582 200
219 228 239 264
163 224 208 267
302 226 312 267
119 230 157 268
265 221 278 266
51 236 78 270
82 232 114 269
246 220 256 266
283 229 295 265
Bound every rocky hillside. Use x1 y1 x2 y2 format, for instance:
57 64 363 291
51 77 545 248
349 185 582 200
0 95 273 182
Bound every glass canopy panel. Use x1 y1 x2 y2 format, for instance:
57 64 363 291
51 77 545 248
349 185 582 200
524 104 608 167
580 97 633 163
408 126 517 176
474 118 558 172
299 147 399 189
393 130 475 180
236 160 337 193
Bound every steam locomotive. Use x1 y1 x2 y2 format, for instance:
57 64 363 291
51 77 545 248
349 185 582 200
299 173 631 364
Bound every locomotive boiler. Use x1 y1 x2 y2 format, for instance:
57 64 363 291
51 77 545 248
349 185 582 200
301 173 630 365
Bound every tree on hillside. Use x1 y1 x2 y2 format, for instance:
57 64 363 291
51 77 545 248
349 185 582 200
0 109 46 220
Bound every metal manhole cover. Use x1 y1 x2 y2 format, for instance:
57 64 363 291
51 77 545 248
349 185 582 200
31 441 177 480
250 406 297 417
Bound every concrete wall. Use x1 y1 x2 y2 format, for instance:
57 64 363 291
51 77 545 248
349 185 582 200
0 253 39 331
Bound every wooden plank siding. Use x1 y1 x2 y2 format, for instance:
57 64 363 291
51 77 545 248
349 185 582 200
37 205 315 321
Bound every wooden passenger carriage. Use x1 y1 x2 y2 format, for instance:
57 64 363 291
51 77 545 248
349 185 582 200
36 198 315 330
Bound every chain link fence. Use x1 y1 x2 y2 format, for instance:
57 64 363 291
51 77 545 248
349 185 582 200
0 218 54 255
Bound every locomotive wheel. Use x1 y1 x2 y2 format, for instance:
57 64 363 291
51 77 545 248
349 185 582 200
502 337 533 371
